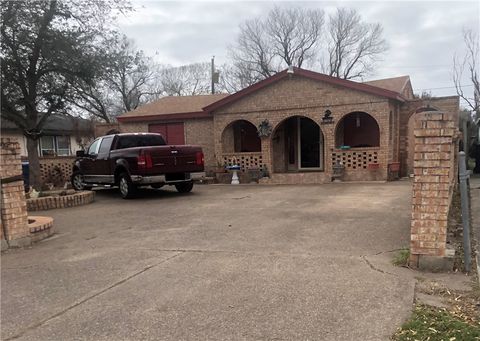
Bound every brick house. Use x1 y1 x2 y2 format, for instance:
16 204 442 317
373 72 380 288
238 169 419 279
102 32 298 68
117 67 459 183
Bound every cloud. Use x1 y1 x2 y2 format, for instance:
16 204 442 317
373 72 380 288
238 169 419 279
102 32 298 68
118 0 479 105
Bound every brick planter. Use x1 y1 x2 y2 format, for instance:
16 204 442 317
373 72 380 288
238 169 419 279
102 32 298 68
28 216 54 242
27 191 95 211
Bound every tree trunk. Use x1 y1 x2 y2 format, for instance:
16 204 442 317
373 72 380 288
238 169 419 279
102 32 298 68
26 137 42 190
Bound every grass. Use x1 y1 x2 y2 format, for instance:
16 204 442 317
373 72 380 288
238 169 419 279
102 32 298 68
393 305 480 341
392 248 410 267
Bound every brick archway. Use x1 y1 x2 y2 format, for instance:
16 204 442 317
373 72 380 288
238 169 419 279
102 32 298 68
334 111 380 148
271 115 325 173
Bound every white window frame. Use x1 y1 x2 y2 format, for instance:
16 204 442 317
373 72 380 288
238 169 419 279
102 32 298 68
55 136 71 156
39 135 72 157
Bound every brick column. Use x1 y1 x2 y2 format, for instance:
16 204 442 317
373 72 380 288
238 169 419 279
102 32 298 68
261 137 273 175
1 138 30 248
409 111 457 268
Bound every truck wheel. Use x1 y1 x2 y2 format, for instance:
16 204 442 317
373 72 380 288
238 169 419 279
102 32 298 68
118 173 137 199
71 171 92 191
175 181 193 193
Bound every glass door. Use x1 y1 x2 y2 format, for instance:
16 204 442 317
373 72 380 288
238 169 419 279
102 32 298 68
297 117 322 170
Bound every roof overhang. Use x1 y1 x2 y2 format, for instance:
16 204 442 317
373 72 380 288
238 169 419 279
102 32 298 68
203 67 405 113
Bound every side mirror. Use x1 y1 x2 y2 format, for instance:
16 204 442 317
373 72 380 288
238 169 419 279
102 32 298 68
76 150 86 157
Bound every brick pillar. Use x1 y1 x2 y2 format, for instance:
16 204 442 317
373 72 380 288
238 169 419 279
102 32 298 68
261 137 272 175
1 138 30 248
409 111 457 268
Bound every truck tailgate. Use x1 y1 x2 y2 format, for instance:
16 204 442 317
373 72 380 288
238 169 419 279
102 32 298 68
143 145 204 175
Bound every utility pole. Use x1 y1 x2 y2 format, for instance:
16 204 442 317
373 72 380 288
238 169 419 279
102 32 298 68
211 56 215 94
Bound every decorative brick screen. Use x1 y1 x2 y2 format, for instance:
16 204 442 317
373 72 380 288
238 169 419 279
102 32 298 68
410 111 458 264
39 156 76 186
222 152 264 172
331 148 379 170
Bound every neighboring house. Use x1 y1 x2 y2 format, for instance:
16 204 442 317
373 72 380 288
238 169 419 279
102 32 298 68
1 115 94 158
117 67 459 183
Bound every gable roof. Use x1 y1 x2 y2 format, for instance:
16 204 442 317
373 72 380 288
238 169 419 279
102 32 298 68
203 67 406 113
363 75 411 94
117 94 228 122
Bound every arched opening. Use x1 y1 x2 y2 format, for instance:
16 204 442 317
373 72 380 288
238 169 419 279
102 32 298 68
272 116 324 173
221 120 261 153
335 112 380 148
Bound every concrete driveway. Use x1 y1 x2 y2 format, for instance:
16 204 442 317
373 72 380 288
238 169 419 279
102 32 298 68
2 181 416 341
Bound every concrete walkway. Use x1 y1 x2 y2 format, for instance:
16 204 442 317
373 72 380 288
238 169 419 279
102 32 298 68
1 182 416 341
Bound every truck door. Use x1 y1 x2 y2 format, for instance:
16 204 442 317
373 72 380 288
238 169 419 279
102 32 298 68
82 138 101 182
93 136 114 183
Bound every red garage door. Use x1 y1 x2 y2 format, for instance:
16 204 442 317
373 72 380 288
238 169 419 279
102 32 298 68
149 123 185 145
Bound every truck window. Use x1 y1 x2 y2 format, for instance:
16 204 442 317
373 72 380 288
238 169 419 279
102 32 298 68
115 134 166 149
87 138 101 156
98 136 114 158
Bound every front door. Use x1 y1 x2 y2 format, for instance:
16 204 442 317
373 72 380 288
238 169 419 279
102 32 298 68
297 117 322 170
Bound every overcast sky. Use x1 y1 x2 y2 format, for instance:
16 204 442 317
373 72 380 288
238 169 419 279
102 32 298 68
117 0 479 108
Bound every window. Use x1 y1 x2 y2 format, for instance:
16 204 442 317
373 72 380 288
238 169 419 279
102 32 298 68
40 136 55 156
56 136 71 156
115 134 166 150
88 138 101 156
98 136 113 156
39 135 72 156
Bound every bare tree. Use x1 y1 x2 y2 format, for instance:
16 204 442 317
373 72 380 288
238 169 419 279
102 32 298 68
454 28 480 173
323 8 388 80
159 63 211 96
106 37 157 112
228 6 324 82
453 28 479 118
71 35 159 122
266 7 324 68
217 62 263 93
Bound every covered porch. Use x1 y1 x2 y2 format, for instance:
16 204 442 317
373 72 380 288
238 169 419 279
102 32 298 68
217 111 388 183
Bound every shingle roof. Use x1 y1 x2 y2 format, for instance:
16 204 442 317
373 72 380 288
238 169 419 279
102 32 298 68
363 76 410 94
118 94 228 120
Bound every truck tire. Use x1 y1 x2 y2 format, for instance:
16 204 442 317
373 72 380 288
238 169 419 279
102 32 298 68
175 181 193 193
118 173 137 199
71 170 92 191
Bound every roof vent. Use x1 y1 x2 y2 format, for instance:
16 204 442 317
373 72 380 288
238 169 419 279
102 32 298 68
287 65 294 74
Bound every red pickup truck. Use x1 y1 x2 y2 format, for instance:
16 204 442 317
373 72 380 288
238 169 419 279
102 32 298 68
71 133 205 199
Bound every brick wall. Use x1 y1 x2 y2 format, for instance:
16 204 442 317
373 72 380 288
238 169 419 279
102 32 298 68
1 138 30 246
119 122 149 133
410 111 458 264
185 118 216 173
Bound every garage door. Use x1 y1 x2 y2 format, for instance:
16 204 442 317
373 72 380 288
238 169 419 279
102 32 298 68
149 123 185 145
